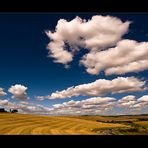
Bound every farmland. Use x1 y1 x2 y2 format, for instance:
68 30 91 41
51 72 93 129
0 113 148 135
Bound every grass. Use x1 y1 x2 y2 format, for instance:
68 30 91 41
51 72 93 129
0 113 148 135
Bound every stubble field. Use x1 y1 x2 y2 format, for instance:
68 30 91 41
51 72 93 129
0 113 148 135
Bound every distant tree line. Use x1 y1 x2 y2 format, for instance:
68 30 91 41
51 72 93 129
0 108 18 113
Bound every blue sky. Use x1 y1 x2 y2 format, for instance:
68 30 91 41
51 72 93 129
0 13 148 115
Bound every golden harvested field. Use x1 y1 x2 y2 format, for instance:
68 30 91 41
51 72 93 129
68 115 138 122
0 113 127 135
134 121 148 128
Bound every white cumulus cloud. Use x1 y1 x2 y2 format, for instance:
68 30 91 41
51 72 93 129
118 95 136 103
46 15 148 76
8 84 29 100
130 95 148 109
38 77 146 100
137 95 148 102
1 95 148 115
0 99 52 114
46 15 130 66
0 88 7 96
117 95 136 108
80 39 148 75
49 95 148 115
51 97 116 115
0 99 9 106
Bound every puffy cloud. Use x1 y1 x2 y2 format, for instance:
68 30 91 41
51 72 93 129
53 97 116 109
36 96 45 101
16 95 148 115
137 95 148 102
116 95 148 110
0 99 17 109
81 97 116 105
0 99 8 106
0 99 52 114
105 60 148 75
51 97 116 115
46 15 148 76
0 88 7 96
46 15 130 65
28 95 148 115
117 95 136 107
118 101 136 108
38 77 146 100
50 95 148 115
118 95 136 103
1 94 148 115
8 84 29 100
131 96 148 109
80 39 148 75
18 103 52 114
